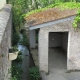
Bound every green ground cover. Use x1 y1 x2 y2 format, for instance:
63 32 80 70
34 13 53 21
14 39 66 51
25 2 80 28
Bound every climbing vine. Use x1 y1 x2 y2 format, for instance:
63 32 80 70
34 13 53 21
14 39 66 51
73 10 80 28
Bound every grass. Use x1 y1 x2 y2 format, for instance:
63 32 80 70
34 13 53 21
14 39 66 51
25 2 80 28
25 2 80 18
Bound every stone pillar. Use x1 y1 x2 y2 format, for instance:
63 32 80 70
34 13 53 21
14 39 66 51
38 29 48 73
30 30 36 48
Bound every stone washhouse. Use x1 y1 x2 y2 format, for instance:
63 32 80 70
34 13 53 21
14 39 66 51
25 8 80 73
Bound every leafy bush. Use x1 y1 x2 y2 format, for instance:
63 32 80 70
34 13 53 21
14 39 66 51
73 10 80 28
14 55 23 63
12 32 20 46
18 51 22 55
25 2 80 29
29 67 40 80
9 51 23 80
11 65 22 80
9 77 17 80
25 2 80 18
19 32 29 47
9 63 22 80
9 46 18 53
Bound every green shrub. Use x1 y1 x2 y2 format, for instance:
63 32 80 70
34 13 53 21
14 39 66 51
9 77 17 80
14 55 23 63
9 46 18 53
9 51 23 80
11 65 22 80
18 51 22 55
29 67 40 80
73 10 80 28
12 32 20 46
9 63 22 80
19 32 29 46
25 2 80 18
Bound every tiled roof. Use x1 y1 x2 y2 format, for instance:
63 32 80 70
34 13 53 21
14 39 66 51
25 8 78 27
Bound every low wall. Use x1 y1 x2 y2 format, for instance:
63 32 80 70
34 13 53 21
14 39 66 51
0 4 12 80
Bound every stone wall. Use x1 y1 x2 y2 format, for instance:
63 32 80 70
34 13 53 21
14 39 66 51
0 4 12 80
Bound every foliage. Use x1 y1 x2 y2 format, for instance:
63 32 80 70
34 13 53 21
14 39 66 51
7 0 80 31
9 46 18 53
9 50 23 80
20 0 80 12
29 67 40 80
25 2 80 29
9 77 17 80
9 65 22 80
25 2 80 18
7 0 80 37
73 10 80 28
8 0 27 29
14 55 23 63
19 32 29 47
18 51 22 55
9 54 23 80
11 65 22 80
25 7 49 17
54 2 80 10
12 32 20 46
7 0 27 45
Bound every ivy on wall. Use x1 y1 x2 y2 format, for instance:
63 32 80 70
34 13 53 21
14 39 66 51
73 10 80 28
